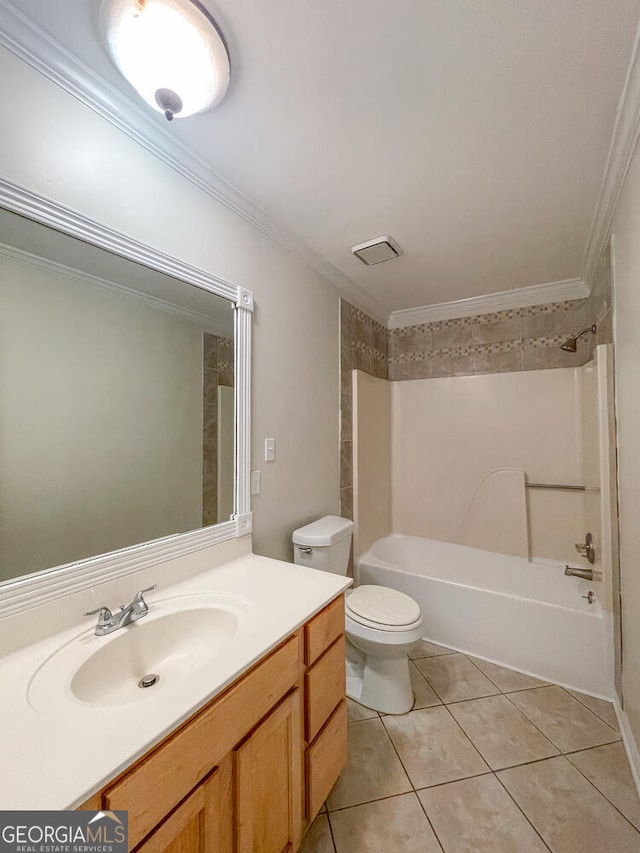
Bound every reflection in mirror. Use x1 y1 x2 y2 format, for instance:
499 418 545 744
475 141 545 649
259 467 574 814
0 209 235 584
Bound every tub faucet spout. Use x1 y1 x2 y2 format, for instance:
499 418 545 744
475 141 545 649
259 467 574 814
564 565 594 581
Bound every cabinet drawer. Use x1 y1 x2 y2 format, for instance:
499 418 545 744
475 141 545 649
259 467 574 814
305 596 344 666
305 636 345 742
305 701 347 821
105 633 299 849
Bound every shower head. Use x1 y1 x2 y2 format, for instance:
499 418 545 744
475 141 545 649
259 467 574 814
560 324 597 353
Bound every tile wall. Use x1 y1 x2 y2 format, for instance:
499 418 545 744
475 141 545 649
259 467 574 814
203 333 234 526
339 243 613 520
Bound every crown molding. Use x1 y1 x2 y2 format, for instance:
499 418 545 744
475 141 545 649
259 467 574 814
0 0 389 326
0 241 233 337
582 17 640 287
388 278 588 329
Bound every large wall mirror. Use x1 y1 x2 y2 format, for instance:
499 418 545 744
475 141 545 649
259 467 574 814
0 182 252 614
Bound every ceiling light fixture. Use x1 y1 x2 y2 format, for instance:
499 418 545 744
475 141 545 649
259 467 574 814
100 0 230 120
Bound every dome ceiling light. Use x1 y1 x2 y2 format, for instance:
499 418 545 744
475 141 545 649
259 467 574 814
100 0 230 121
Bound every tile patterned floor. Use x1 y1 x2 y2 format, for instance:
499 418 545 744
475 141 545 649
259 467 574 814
301 643 640 853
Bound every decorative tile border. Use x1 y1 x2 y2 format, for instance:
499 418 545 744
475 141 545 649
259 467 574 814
389 300 590 340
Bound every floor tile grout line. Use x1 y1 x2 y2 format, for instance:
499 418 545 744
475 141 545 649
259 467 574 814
413 790 446 853
377 715 448 853
439 701 493 770
464 655 552 694
561 739 624 759
441 690 622 769
445 701 560 769
379 697 491 777
324 809 339 853
500 689 577 754
501 688 622 755
563 687 619 733
409 659 445 707
564 751 640 835
378 712 421 794
557 685 619 734
410 661 448 704
416 652 502 704
492 770 554 852
443 686 550 707
378 708 492 799
326 789 419 814
446 690 561 760
463 652 506 694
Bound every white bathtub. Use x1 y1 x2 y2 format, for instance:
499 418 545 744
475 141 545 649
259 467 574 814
356 534 613 697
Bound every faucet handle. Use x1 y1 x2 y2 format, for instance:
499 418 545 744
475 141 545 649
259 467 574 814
133 584 157 601
575 533 595 564
84 606 113 623
131 584 157 615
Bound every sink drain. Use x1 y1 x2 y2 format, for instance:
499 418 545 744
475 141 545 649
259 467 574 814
138 673 160 689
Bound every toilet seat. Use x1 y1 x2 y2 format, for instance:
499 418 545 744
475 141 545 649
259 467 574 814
346 585 422 632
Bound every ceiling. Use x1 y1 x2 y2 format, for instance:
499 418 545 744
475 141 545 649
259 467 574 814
5 0 640 320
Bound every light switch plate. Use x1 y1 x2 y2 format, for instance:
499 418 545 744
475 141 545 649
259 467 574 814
264 438 276 462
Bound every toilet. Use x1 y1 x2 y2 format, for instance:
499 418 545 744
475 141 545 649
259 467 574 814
292 515 423 714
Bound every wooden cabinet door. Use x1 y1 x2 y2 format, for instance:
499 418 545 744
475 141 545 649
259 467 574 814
136 755 233 853
235 691 302 853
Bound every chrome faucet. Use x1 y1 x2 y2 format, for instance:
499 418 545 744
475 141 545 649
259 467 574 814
84 584 157 636
564 566 594 581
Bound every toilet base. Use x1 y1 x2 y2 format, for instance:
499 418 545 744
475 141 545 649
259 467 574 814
346 641 414 715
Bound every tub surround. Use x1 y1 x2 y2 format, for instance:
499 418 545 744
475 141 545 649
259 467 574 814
354 363 595 564
0 540 350 810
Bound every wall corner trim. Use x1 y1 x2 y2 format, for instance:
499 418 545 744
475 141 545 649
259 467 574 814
582 19 640 288
614 697 640 797
388 278 588 328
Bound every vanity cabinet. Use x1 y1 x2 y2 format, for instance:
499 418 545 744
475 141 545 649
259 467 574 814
78 594 346 852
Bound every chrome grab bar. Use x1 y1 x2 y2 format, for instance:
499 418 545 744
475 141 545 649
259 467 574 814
526 483 585 492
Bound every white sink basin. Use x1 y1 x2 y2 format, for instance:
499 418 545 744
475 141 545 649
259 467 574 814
28 593 252 712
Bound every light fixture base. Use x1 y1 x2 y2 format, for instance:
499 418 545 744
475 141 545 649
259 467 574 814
155 87 183 121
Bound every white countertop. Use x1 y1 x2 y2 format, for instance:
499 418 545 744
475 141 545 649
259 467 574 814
0 552 351 810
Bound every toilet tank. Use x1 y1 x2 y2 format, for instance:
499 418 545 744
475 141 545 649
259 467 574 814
292 515 354 575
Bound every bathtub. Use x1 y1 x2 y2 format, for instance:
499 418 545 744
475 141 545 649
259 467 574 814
356 534 613 697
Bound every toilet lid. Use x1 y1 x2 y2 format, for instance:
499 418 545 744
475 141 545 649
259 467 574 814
345 585 421 627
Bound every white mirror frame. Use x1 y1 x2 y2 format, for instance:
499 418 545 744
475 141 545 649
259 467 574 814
0 178 253 619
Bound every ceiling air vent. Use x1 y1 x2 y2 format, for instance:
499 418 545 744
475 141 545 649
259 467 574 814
351 236 403 266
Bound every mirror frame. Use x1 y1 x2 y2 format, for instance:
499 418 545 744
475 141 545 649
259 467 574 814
0 177 253 619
